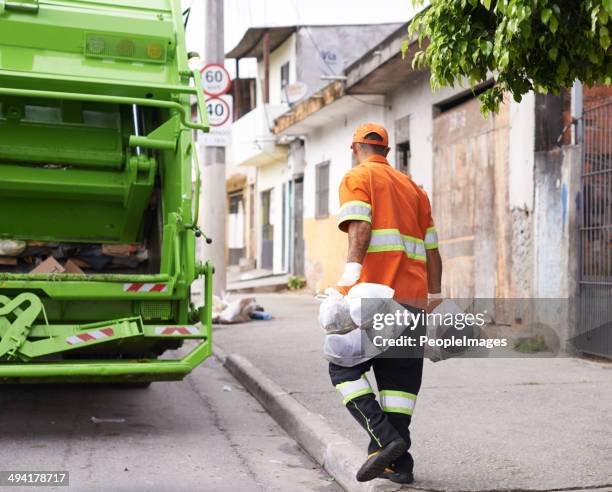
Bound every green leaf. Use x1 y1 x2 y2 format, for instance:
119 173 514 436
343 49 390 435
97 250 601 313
557 58 569 78
551 4 560 17
604 0 612 15
480 40 493 56
549 15 559 33
499 51 510 69
548 47 558 61
541 8 552 25
481 0 491 9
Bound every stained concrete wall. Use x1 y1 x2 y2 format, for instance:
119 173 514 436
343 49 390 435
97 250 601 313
296 24 401 100
430 94 512 300
383 70 465 194
533 146 581 350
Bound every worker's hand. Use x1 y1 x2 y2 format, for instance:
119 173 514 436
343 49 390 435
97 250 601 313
337 262 362 287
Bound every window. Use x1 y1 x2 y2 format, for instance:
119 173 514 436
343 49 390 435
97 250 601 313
280 62 290 101
396 141 411 176
315 161 330 218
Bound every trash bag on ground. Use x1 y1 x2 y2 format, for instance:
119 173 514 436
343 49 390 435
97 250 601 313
214 297 257 324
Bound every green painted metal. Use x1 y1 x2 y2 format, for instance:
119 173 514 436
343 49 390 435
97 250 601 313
0 0 212 383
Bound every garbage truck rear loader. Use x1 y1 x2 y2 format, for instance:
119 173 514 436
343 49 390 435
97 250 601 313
0 0 213 383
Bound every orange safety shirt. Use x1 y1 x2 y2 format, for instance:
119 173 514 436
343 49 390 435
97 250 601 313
337 155 438 301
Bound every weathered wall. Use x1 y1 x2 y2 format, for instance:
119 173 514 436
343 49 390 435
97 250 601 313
533 146 581 350
384 70 464 194
431 95 511 299
303 216 347 292
296 24 401 99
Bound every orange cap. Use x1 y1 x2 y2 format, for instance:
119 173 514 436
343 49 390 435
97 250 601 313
351 123 389 148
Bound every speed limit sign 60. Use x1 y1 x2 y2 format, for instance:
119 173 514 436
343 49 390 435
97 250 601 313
206 95 232 128
201 63 231 96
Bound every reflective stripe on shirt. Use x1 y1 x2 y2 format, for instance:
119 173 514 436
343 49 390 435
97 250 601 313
424 226 438 249
367 229 426 261
337 200 372 226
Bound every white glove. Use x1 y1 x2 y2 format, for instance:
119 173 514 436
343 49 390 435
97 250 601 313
337 262 362 286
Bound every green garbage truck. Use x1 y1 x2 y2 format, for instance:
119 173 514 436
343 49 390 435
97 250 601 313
0 0 213 383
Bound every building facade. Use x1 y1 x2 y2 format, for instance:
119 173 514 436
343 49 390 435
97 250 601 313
273 22 612 357
225 23 400 276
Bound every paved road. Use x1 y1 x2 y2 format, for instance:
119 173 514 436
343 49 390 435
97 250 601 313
0 355 342 492
216 293 612 492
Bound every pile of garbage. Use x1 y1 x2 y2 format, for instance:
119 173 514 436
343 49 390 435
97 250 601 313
212 295 273 324
0 239 148 274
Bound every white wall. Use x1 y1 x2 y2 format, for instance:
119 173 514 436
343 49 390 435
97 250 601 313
508 92 536 210
301 71 461 215
302 103 385 219
385 71 465 195
257 160 289 273
256 34 297 106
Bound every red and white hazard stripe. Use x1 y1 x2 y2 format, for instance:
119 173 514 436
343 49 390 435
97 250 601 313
67 327 114 346
155 326 200 336
123 283 168 293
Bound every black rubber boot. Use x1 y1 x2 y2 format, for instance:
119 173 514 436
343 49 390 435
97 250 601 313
355 438 408 482
381 468 414 484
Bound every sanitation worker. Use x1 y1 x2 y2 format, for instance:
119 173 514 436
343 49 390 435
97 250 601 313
330 123 443 484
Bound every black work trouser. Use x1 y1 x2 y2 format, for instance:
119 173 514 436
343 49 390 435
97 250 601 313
329 356 423 473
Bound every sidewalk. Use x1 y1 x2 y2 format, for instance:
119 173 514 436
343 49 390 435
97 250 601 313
213 293 612 491
226 268 290 293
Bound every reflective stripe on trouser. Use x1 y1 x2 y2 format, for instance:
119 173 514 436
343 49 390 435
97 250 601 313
380 390 417 415
335 374 373 405
367 229 426 261
424 226 438 249
337 200 372 226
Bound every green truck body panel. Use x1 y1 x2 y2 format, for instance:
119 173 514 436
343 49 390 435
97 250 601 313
0 0 213 383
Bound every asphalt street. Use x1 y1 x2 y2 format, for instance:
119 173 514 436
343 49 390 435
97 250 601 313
0 355 341 492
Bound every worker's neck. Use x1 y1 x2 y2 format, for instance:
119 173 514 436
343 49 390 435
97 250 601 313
358 153 387 164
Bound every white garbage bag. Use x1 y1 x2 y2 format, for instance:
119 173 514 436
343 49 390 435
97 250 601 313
425 299 477 362
317 288 356 334
0 240 26 257
323 329 372 367
345 282 395 326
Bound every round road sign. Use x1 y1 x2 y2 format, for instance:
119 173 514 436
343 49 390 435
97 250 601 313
206 96 231 127
201 63 231 96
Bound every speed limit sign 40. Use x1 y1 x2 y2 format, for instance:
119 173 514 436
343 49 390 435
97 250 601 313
201 63 231 96
206 95 232 129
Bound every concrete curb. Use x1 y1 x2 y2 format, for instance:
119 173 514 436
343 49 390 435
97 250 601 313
214 347 403 492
